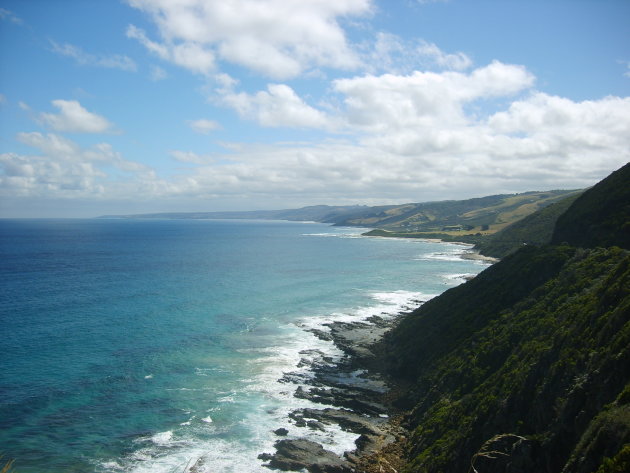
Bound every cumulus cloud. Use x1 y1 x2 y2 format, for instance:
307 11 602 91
206 60 629 195
485 93 630 173
217 83 331 129
126 0 371 79
189 119 221 134
0 133 156 198
333 61 535 132
187 61 628 202
40 100 115 133
50 41 137 71
127 25 216 76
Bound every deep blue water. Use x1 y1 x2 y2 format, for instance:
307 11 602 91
0 219 489 472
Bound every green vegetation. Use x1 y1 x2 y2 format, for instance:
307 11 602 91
552 163 630 249
362 228 485 245
376 164 630 472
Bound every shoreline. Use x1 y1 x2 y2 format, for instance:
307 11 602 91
257 240 497 472
257 309 412 472
460 248 500 263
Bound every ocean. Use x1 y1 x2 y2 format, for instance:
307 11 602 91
0 218 490 472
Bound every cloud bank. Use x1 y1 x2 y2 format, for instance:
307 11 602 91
4 62 628 208
1 0 628 216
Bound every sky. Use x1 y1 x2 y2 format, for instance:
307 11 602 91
0 0 629 218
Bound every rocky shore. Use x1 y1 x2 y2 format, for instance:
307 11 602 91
257 311 413 472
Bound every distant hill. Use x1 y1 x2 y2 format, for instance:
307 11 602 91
99 205 368 222
101 190 581 247
473 192 582 258
330 190 580 234
370 163 630 472
467 164 630 258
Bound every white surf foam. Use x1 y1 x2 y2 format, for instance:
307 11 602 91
442 273 476 284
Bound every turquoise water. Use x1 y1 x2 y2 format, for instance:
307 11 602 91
0 219 489 472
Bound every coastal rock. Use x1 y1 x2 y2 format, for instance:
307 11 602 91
325 321 390 361
274 428 289 436
290 408 384 436
294 385 387 415
264 439 353 472
307 328 334 341
262 289 411 471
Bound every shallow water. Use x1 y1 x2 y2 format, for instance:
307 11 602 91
0 218 489 472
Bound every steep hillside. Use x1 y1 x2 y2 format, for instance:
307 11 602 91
374 164 630 473
380 246 629 473
552 162 630 249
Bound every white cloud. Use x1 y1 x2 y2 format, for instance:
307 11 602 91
3 52 628 211
50 41 137 72
333 61 535 132
485 93 630 173
172 62 628 203
126 0 371 79
189 118 221 134
217 83 332 129
127 25 216 76
40 100 115 133
1 133 156 198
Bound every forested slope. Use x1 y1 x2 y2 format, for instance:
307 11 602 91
378 164 630 473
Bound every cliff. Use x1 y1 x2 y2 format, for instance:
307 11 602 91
375 164 630 472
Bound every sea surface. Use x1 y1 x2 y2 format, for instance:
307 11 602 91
0 218 490 472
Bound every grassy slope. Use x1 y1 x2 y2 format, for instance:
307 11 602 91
378 164 630 473
338 190 579 234
473 192 582 258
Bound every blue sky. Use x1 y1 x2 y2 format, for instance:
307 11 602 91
1 0 629 217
